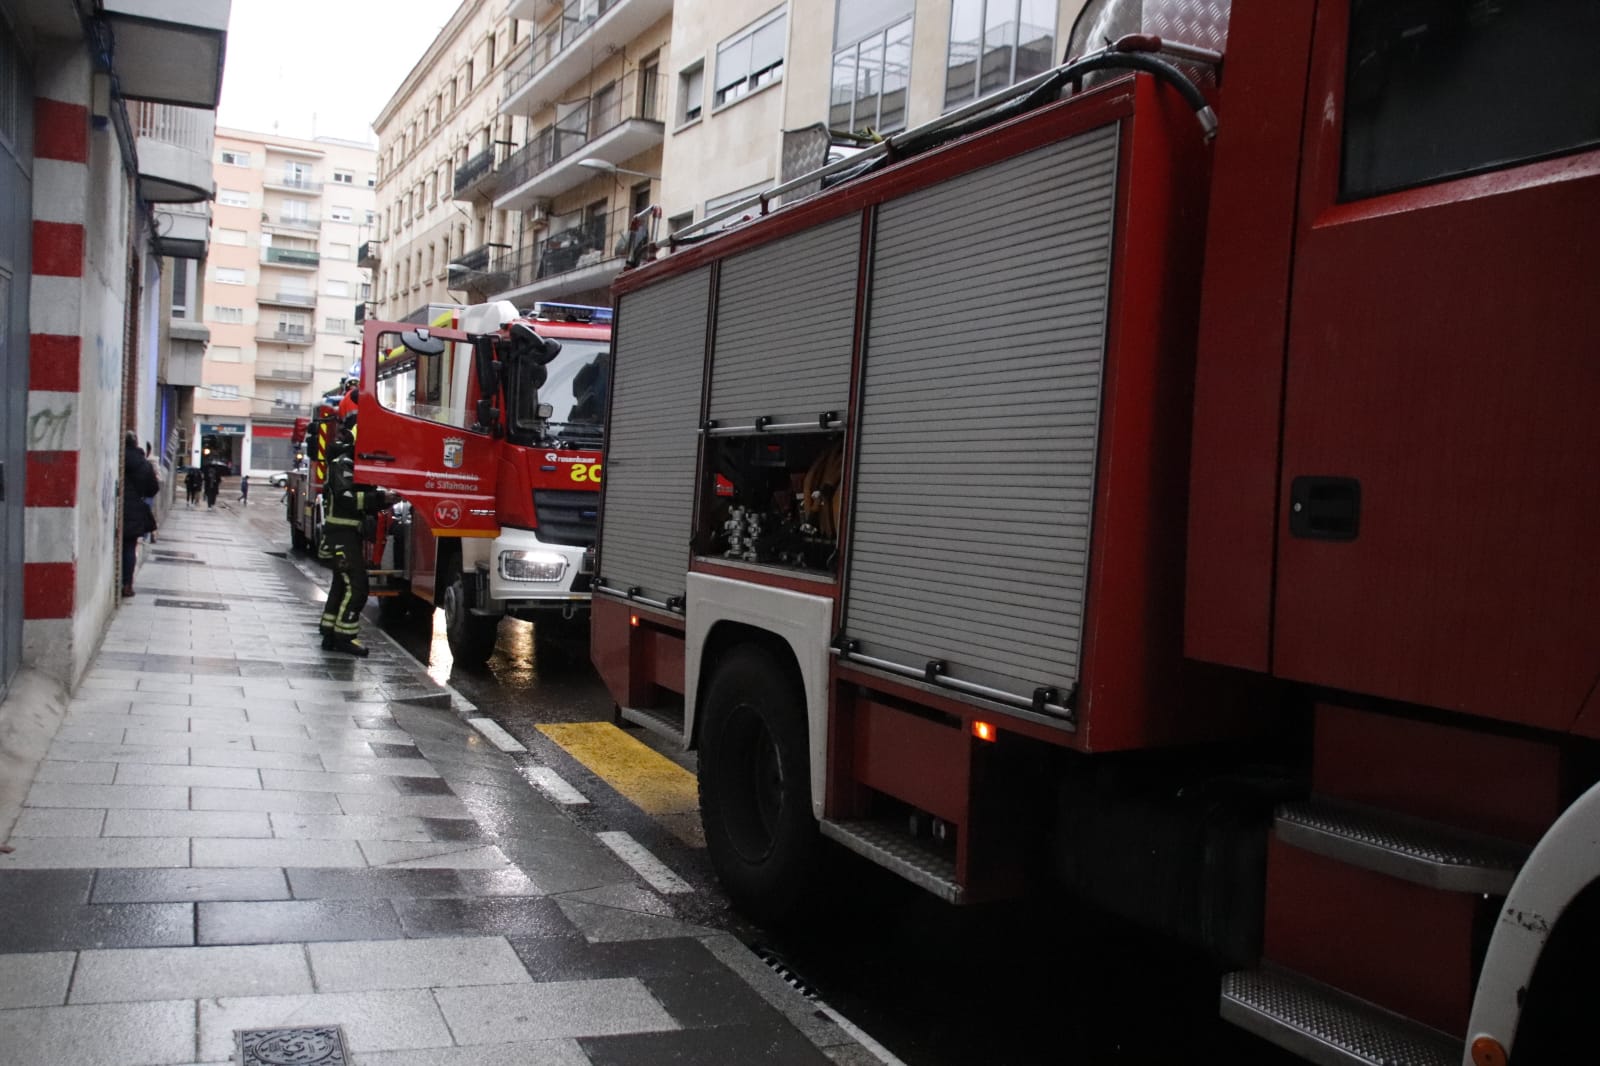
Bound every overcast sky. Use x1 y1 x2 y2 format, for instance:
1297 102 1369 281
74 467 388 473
217 0 462 145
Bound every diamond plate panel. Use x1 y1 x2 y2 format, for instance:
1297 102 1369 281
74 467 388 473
1068 0 1232 85
237 1026 349 1066
820 819 960 902
1275 801 1529 894
1221 970 1462 1066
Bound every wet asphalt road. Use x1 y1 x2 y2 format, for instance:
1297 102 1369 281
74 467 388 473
250 505 1296 1065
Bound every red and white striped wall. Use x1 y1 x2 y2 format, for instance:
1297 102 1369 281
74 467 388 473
22 94 89 640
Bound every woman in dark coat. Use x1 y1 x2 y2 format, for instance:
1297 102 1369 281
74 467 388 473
122 431 160 597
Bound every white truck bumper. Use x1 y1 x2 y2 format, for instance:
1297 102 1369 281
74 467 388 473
483 525 592 617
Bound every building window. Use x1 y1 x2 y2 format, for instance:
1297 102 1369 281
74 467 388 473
211 306 244 323
367 172 376 188
216 267 245 285
365 209 376 225
282 160 314 187
281 199 311 222
944 0 1056 110
210 345 242 362
219 149 250 166
215 228 247 246
326 280 350 297
333 169 355 184
488 31 497 70
329 242 352 260
171 259 193 318
714 8 786 110
359 282 372 300
831 15 913 134
678 62 704 124
325 317 350 333
218 188 250 207
330 205 353 222
667 211 694 235
207 384 240 399
465 59 474 91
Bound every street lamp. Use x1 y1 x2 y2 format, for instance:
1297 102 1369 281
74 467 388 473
578 158 661 180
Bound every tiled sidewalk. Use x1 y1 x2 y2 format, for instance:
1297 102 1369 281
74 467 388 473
0 505 868 1065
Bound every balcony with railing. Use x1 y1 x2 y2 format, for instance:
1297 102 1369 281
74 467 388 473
261 246 321 269
262 173 323 194
133 101 215 203
253 399 314 421
452 146 503 202
489 202 650 304
494 69 663 212
447 244 514 294
256 290 317 309
154 199 211 259
254 358 315 383
267 213 321 234
358 240 381 268
255 324 316 346
501 0 671 115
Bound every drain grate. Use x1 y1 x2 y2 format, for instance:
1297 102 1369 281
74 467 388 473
153 598 230 611
237 1025 349 1065
152 550 199 560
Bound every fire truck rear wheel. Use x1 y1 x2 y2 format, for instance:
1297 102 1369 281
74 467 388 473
698 644 819 924
440 554 499 667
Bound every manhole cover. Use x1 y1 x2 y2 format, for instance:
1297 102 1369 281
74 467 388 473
153 598 230 611
237 1026 348 1065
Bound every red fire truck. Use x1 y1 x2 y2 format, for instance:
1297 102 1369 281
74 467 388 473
352 302 611 665
283 409 329 556
587 1 1600 1062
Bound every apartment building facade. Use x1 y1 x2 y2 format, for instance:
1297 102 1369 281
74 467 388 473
194 129 376 477
0 0 229 692
370 0 530 321
374 0 1086 319
661 0 1084 230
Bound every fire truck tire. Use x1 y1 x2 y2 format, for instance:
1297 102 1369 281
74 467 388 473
440 555 499 667
698 644 820 924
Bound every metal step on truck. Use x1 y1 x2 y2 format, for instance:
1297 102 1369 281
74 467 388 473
352 301 612 666
587 0 1600 1063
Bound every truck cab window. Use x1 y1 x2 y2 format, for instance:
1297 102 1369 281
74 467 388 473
373 333 469 429
504 338 609 447
1342 0 1600 199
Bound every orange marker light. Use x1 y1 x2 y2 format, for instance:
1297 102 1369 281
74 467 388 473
1470 1036 1507 1066
629 614 640 628
972 720 996 742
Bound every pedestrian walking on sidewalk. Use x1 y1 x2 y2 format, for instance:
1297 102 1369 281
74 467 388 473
185 467 202 507
203 462 222 508
238 474 250 505
318 415 394 657
121 431 159 598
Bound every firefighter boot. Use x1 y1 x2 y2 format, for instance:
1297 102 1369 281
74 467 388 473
328 636 370 658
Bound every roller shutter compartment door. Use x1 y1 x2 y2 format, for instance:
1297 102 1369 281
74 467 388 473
842 124 1119 704
708 215 859 427
598 267 712 604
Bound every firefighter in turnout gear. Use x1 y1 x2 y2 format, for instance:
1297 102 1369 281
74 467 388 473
319 412 393 656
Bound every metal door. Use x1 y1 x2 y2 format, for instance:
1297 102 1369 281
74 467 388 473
0 20 33 698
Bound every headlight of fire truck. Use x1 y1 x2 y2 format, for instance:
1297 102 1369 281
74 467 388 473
499 549 567 582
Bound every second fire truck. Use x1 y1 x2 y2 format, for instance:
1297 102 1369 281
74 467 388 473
342 302 611 665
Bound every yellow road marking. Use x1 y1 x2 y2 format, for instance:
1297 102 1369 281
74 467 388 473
537 722 704 847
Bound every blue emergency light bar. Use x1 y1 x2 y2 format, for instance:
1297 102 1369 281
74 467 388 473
529 301 613 325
